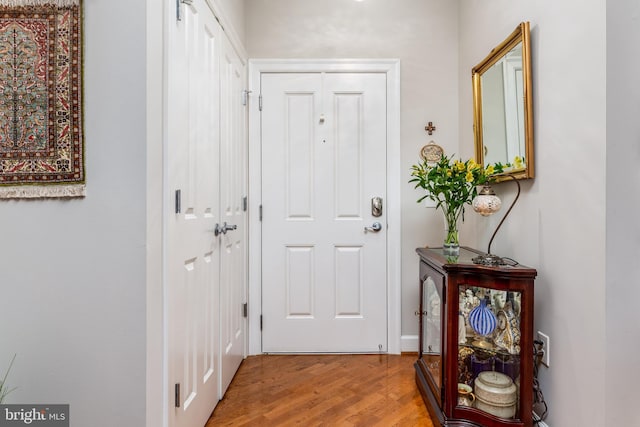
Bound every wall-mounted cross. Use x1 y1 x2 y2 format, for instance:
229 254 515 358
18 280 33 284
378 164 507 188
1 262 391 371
425 121 436 135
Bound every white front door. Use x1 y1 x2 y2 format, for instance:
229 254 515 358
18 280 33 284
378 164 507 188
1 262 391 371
261 72 388 353
219 34 247 394
167 1 221 426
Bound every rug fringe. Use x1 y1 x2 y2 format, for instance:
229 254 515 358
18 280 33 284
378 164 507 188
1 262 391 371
0 184 85 199
0 0 79 7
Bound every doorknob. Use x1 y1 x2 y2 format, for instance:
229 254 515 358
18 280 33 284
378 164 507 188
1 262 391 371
364 222 382 233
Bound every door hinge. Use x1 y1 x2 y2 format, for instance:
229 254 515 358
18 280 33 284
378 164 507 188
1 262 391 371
258 94 263 111
174 383 181 408
176 0 192 21
243 196 248 212
259 205 263 221
260 314 263 331
175 189 181 214
242 90 251 106
243 303 248 318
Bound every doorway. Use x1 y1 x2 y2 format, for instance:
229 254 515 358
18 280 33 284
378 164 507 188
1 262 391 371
247 60 402 354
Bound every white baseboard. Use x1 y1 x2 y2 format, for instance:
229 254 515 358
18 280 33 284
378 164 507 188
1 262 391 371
401 334 419 352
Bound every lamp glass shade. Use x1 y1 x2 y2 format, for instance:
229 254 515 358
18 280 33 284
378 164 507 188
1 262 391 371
472 192 502 216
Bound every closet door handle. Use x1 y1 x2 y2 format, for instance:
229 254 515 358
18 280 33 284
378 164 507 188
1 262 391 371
222 222 237 233
213 223 237 236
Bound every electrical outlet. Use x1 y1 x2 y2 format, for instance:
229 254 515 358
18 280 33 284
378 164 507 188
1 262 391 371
537 331 550 367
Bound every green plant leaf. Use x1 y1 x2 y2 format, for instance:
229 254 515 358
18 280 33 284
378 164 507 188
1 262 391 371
0 354 17 404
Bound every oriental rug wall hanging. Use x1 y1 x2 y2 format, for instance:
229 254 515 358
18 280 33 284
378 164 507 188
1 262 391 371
0 0 84 198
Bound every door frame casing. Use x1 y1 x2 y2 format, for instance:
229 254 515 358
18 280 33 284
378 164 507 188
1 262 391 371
247 59 402 355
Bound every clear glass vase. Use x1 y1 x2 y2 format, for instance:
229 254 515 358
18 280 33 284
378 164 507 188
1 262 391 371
442 207 462 256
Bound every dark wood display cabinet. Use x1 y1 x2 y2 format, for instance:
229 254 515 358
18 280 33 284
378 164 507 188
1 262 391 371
415 247 537 427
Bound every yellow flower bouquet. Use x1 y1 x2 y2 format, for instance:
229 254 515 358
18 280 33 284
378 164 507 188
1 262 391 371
410 154 508 254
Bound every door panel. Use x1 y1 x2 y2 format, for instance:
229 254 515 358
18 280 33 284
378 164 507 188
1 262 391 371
286 246 314 317
334 93 364 218
261 72 387 353
167 1 220 426
335 246 363 317
285 93 315 219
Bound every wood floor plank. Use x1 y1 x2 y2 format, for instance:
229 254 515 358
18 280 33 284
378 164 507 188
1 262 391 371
205 354 433 427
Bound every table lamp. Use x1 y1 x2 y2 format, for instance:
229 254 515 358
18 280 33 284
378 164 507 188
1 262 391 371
471 174 520 266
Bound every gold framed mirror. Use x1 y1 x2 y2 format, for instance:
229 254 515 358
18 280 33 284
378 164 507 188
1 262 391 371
473 22 533 180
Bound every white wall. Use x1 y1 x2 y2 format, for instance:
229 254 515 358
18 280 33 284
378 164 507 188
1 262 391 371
0 1 148 426
216 0 245 45
146 0 165 426
606 0 640 425
459 1 606 426
244 0 460 344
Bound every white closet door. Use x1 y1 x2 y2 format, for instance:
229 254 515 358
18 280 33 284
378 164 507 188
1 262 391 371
167 1 221 426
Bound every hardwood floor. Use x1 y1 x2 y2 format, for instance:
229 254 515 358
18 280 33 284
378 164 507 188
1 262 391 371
205 354 434 427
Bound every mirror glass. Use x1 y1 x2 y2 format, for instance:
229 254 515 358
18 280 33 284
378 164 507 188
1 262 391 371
473 22 533 180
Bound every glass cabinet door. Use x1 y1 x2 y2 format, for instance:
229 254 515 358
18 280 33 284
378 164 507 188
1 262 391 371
420 261 444 405
457 284 522 420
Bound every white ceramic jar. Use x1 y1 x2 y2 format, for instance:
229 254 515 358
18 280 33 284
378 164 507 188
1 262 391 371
473 371 517 419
